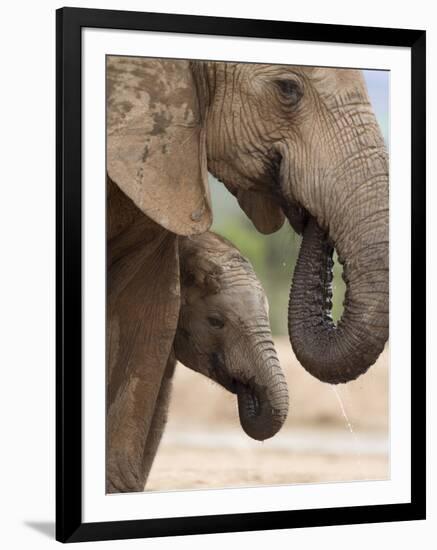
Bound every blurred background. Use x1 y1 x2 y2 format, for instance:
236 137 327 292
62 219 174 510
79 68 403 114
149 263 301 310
147 69 390 492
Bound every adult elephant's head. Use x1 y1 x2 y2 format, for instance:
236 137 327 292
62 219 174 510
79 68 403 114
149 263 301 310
107 58 388 385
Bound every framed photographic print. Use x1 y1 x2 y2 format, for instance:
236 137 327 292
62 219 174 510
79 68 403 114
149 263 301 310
56 7 426 543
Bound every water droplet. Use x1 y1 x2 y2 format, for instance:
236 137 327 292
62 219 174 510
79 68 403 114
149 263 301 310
331 386 364 477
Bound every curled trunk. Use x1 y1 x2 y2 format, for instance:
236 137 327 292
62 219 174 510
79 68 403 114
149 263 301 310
234 335 289 440
288 214 388 384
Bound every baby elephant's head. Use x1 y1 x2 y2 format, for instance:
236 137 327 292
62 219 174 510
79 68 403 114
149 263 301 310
174 232 289 441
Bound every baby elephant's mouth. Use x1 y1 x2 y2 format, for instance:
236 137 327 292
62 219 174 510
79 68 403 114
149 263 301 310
209 352 256 400
209 352 282 441
209 352 237 393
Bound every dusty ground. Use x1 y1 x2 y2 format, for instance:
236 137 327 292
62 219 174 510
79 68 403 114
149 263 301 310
147 447 388 491
146 339 389 492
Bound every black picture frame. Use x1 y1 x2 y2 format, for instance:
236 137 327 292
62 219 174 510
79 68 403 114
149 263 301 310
56 6 426 543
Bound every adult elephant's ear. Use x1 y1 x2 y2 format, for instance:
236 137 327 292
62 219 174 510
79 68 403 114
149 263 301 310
107 56 212 236
223 182 285 234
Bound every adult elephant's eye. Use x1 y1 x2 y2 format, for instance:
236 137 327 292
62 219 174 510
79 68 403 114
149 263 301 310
275 79 303 106
207 316 225 329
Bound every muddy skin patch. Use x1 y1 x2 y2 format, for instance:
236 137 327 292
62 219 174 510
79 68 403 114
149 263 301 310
150 111 173 136
142 145 149 162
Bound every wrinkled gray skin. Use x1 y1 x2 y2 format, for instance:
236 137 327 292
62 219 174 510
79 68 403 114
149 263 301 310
141 232 289 486
107 58 388 492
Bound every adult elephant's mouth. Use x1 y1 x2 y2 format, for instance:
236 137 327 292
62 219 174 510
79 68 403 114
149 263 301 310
282 199 310 235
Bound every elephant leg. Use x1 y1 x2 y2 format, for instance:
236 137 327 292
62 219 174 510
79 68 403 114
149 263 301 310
106 220 180 493
142 355 176 488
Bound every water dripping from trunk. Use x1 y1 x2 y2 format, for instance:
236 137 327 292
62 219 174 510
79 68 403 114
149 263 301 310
331 386 364 477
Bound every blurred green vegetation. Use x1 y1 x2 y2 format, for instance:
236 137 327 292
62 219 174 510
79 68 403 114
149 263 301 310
209 176 346 335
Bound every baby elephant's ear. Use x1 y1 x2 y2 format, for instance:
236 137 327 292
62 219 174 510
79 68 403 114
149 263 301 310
223 182 285 234
180 244 223 294
203 271 221 295
107 56 212 236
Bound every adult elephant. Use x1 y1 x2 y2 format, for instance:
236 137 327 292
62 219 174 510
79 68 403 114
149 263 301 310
107 57 388 492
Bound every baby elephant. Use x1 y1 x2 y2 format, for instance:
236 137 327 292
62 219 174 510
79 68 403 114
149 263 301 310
175 232 289 441
142 232 289 488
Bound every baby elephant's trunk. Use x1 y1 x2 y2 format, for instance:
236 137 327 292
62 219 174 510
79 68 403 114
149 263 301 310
234 333 289 441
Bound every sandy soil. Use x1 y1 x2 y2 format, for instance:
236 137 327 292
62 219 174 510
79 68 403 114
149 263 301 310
146 339 389 491
147 446 388 491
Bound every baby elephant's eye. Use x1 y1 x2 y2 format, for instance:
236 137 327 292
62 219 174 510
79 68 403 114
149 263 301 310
275 78 303 106
207 316 225 329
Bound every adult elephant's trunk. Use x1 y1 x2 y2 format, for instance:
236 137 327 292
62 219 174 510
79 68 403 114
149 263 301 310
233 333 289 441
287 167 389 384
